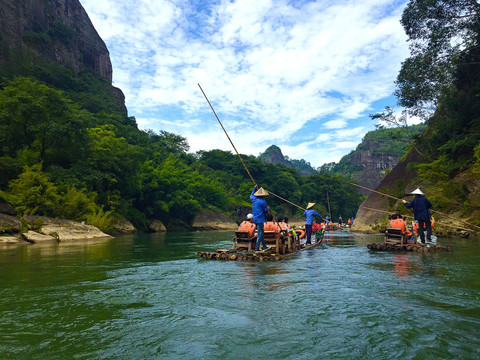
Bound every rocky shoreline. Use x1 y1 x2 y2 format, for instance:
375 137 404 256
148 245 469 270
0 214 113 245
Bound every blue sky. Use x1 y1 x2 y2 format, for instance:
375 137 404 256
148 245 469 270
79 0 418 169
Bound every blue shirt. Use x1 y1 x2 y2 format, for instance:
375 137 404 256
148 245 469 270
250 188 269 223
303 209 323 225
404 196 432 220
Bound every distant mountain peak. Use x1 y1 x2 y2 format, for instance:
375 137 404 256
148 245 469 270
258 145 317 176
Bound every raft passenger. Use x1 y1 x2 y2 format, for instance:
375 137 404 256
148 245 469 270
264 213 281 238
237 213 256 238
389 214 412 238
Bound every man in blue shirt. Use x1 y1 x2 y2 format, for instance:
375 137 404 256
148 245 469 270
303 203 323 245
250 185 270 251
403 188 433 244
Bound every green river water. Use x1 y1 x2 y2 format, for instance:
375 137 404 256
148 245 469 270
0 231 479 359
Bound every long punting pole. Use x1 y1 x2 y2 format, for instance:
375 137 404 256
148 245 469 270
198 83 256 186
351 182 480 231
360 206 474 232
198 84 306 211
326 191 332 219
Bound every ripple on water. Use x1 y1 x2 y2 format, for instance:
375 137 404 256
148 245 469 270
1 232 480 359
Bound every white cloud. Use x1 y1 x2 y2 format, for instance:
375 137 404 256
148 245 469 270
324 119 347 129
79 0 411 168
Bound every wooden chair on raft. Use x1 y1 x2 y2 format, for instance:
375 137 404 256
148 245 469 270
233 231 256 252
264 231 287 254
384 228 407 246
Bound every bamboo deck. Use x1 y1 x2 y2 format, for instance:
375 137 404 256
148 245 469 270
366 243 453 253
198 234 324 261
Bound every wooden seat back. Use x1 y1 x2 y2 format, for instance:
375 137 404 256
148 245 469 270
234 230 256 251
385 227 406 245
263 231 282 254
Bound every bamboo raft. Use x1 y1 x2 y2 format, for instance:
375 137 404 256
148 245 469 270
367 242 453 252
367 227 453 252
198 230 324 261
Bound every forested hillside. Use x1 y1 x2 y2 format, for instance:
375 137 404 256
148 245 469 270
0 0 363 232
355 0 480 231
319 125 426 194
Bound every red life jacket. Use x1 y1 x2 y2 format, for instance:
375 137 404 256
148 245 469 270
238 221 256 237
312 222 322 232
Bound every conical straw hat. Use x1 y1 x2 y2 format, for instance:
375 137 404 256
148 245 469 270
254 187 269 197
410 188 424 195
306 202 315 209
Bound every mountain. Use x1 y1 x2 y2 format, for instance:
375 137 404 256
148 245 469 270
258 145 317 176
319 125 426 195
0 0 126 114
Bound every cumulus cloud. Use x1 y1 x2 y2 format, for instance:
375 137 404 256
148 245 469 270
80 0 410 167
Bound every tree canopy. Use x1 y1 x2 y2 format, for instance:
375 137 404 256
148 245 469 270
0 74 363 231
396 0 480 116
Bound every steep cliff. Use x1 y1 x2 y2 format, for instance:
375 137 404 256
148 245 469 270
320 125 425 195
0 0 126 113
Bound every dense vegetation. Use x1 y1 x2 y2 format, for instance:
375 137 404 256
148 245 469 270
0 62 362 231
377 0 480 221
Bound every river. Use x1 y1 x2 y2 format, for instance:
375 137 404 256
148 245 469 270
1 231 479 359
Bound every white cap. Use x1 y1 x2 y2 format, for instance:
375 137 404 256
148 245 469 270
246 213 253 219
410 188 424 195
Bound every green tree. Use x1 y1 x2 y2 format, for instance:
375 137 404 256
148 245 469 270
0 77 90 167
396 0 480 116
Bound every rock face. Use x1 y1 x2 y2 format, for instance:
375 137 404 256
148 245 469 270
24 215 113 241
0 0 126 113
347 140 400 196
0 201 15 215
353 149 421 233
259 145 294 169
149 220 166 232
258 145 317 176
22 230 56 243
0 0 111 80
113 218 136 233
40 223 112 241
0 213 22 233
321 125 426 196
0 236 22 244
192 211 238 230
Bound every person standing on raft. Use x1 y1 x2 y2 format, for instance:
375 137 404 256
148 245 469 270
303 203 323 245
250 185 270 251
403 188 432 244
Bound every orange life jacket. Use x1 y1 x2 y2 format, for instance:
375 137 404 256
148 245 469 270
390 219 406 233
238 221 256 237
264 221 281 238
278 221 290 231
413 219 434 232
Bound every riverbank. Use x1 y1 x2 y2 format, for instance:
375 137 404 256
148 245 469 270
0 215 113 245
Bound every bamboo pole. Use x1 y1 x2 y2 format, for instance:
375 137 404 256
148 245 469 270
198 84 256 187
351 182 480 231
326 191 332 219
360 206 475 232
198 83 306 212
